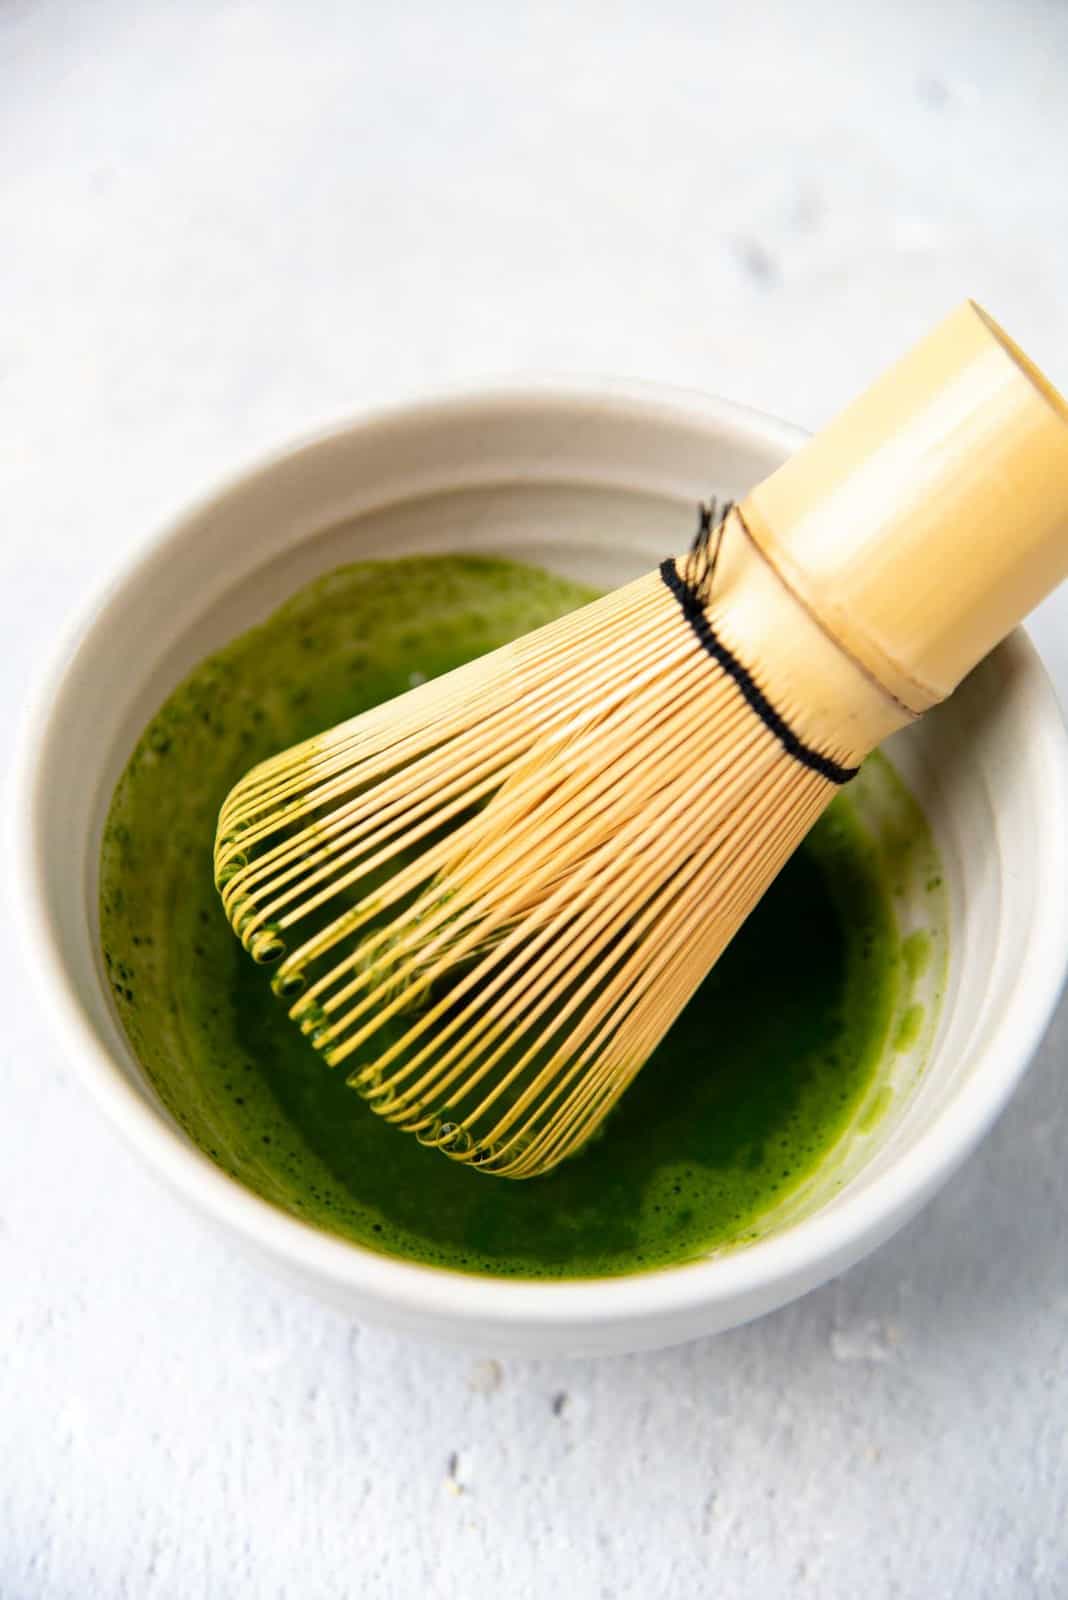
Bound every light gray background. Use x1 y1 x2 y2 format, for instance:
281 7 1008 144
3 2 1067 1595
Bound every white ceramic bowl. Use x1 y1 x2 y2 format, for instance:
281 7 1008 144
14 383 1068 1355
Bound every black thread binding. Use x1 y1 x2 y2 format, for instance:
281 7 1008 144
691 498 728 586
660 531 859 785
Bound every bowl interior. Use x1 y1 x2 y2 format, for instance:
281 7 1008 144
21 386 1068 1347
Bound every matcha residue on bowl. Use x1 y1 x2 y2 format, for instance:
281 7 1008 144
100 555 934 1279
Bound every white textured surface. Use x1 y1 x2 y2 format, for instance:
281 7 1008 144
3 1 1068 1594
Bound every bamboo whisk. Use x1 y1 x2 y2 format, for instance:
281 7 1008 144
215 303 1068 1178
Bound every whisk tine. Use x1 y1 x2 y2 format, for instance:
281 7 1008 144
215 498 868 1175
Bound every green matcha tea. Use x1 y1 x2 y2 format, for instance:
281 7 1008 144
100 555 932 1279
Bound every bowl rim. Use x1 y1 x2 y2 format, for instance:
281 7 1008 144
13 378 1068 1331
